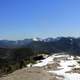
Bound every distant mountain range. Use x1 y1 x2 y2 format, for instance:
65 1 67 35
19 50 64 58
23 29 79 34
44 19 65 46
0 37 80 55
0 37 73 47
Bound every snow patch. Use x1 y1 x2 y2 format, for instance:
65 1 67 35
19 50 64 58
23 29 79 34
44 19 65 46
31 53 80 80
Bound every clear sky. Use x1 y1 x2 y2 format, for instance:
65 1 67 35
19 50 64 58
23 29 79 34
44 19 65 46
0 0 80 40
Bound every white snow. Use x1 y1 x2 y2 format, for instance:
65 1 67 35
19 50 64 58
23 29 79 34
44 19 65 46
32 53 80 80
32 55 54 67
48 54 80 80
27 64 32 67
64 73 80 80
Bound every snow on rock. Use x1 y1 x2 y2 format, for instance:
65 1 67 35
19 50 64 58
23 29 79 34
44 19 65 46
31 53 80 80
64 73 80 80
68 56 74 60
47 54 80 80
32 53 69 67
48 59 80 80
32 55 54 67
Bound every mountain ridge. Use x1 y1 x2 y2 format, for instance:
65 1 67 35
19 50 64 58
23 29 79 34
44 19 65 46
0 37 80 55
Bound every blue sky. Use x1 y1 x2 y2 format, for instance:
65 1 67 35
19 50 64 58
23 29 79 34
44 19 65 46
0 0 80 40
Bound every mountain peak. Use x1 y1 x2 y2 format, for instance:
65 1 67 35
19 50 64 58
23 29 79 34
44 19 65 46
32 37 42 41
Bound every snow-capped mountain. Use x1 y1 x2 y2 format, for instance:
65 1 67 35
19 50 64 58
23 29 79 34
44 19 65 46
32 37 43 41
43 38 55 42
